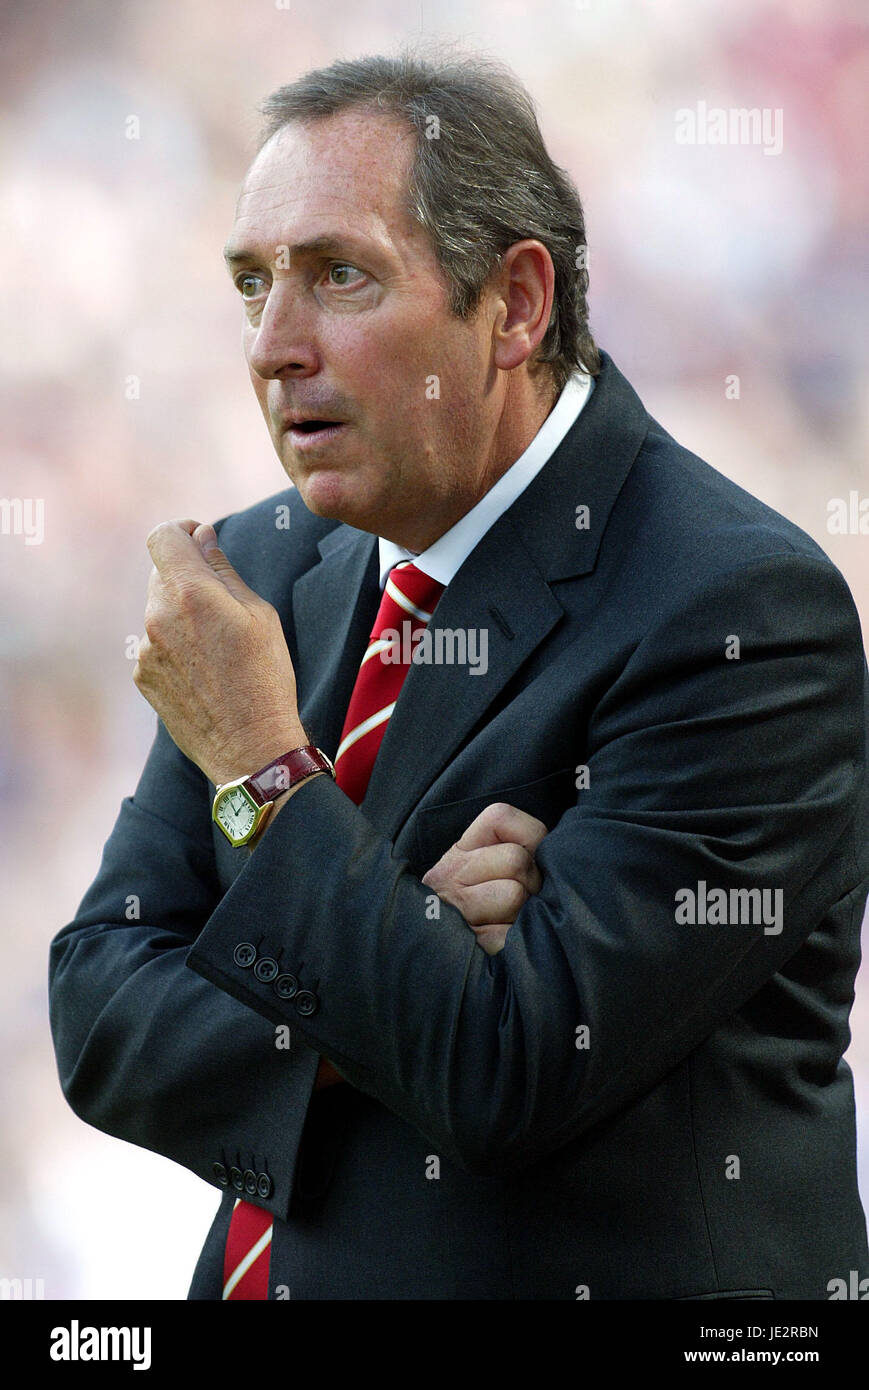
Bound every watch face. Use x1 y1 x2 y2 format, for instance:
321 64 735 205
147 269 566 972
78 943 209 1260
215 784 259 844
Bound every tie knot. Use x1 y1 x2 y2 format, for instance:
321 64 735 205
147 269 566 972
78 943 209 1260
383 562 445 626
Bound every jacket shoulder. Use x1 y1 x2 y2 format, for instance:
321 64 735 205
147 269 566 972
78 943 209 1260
624 417 844 590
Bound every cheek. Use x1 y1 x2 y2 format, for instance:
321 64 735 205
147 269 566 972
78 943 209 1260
341 301 446 384
246 367 271 420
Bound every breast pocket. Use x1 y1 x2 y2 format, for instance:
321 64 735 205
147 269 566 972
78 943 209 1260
413 765 577 874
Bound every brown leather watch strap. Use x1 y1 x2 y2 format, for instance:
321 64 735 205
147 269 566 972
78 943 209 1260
246 745 335 804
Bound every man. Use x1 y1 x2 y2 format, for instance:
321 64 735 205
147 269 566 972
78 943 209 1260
49 52 868 1300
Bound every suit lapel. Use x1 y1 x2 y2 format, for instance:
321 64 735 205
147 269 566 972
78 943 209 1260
292 525 379 759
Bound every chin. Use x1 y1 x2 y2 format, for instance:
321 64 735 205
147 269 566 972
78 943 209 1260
296 472 373 530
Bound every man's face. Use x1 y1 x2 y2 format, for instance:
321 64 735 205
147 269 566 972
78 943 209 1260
224 108 501 550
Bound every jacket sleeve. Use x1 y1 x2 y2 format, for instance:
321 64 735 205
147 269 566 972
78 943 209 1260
48 713 322 1220
185 550 868 1176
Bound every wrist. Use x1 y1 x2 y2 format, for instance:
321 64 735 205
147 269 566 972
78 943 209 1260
211 726 308 788
248 770 328 847
212 740 333 849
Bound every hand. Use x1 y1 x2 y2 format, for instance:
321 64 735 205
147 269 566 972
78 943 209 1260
422 802 548 955
133 520 306 786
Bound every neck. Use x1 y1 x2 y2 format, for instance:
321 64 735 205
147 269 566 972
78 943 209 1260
388 368 560 552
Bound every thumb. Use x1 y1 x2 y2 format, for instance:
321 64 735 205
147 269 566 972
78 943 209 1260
193 524 256 603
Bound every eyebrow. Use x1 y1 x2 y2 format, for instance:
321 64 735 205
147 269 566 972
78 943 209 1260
222 233 369 268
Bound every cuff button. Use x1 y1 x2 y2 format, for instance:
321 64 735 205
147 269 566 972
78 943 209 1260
233 943 257 968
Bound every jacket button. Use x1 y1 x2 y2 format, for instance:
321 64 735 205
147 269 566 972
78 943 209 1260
295 990 318 1016
229 1166 244 1192
256 1172 273 1199
254 956 279 982
273 973 298 1000
233 943 256 968
213 1162 228 1186
243 1169 258 1195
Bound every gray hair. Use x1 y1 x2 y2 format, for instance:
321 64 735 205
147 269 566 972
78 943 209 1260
257 49 600 396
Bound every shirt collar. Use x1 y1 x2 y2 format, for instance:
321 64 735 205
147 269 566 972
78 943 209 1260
377 370 594 589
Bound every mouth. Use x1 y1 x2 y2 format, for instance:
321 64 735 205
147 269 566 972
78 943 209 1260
285 419 348 449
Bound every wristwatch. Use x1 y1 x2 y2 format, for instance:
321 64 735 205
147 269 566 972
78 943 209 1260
212 745 335 846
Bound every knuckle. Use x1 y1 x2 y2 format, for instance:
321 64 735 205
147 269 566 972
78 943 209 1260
173 581 199 613
452 887 471 916
143 609 165 643
163 568 198 603
505 843 530 877
453 848 476 884
443 843 465 872
477 925 509 955
423 863 445 891
477 802 511 835
488 802 528 838
505 881 526 916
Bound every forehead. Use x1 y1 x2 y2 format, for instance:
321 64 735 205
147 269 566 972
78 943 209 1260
231 108 425 259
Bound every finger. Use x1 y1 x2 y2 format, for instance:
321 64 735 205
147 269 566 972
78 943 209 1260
146 520 256 606
422 854 529 924
146 520 213 578
452 877 528 927
449 842 542 895
192 522 222 555
192 523 261 604
455 802 549 855
145 563 161 604
143 564 171 636
470 922 511 955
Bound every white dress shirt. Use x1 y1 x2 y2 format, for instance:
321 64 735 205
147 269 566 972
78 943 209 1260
377 370 594 590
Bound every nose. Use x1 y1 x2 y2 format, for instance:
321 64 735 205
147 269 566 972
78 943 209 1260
246 281 318 380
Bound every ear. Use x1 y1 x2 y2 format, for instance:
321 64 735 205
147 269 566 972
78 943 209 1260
490 240 555 373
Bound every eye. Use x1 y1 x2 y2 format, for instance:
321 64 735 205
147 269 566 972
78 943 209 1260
327 263 365 287
236 273 266 299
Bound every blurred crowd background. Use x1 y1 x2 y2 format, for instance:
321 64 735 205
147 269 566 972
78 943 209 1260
1 0 867 1298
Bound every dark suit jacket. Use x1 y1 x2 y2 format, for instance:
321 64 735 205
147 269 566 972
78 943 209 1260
49 352 869 1299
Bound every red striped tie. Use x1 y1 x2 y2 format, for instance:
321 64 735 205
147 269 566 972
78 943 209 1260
222 561 445 1299
332 562 446 802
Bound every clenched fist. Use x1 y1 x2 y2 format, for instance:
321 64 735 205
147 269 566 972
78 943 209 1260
133 519 306 787
422 801 548 955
